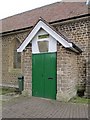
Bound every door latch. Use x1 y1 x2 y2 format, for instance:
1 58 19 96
48 77 53 80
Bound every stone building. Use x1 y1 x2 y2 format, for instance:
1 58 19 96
0 2 89 101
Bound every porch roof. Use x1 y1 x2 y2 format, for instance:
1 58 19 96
17 18 82 53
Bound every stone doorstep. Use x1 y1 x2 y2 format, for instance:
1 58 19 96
0 93 19 101
0 84 18 88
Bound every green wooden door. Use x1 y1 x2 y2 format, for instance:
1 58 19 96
32 52 57 99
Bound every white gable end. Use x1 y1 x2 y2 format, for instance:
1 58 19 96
17 19 73 53
32 28 57 54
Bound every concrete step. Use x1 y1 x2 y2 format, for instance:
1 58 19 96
0 93 19 101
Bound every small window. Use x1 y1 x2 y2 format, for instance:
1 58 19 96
13 39 21 69
38 41 49 53
13 50 21 68
38 34 49 39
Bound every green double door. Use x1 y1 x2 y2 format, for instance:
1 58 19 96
32 52 57 99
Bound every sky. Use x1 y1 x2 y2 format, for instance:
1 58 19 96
0 0 87 20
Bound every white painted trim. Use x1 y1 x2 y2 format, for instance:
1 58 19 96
86 0 90 5
32 30 57 54
17 20 72 52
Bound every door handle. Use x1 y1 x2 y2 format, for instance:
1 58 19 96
48 77 53 80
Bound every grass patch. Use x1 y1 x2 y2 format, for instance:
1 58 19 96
0 87 18 95
69 96 90 104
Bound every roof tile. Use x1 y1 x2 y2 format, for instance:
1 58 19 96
0 2 88 33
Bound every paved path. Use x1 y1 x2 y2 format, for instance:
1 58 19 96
2 96 89 119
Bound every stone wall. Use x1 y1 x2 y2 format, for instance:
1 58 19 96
57 45 78 101
2 30 30 86
85 20 90 98
22 46 32 96
0 37 2 85
54 17 89 97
